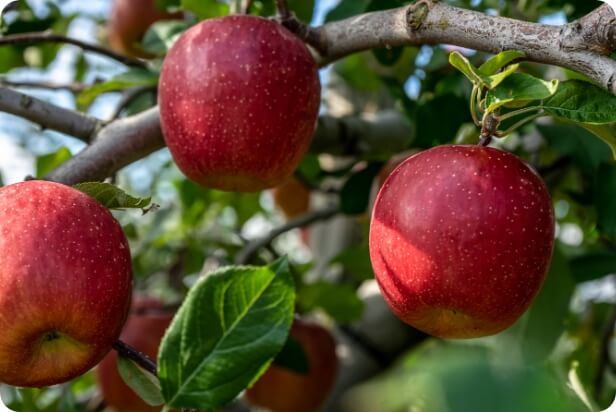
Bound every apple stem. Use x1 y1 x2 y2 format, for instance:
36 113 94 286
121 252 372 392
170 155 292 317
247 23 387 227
112 340 157 376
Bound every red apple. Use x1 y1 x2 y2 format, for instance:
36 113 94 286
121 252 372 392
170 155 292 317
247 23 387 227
245 319 338 412
97 295 174 412
108 0 182 58
369 145 555 339
159 16 320 192
0 181 132 387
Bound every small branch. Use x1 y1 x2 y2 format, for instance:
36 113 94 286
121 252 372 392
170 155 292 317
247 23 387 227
109 86 157 120
0 79 88 93
0 32 147 69
235 205 339 264
112 340 157 376
0 86 102 142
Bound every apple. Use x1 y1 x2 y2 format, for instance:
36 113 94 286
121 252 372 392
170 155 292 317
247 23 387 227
97 295 174 412
369 145 555 339
245 319 338 412
159 16 321 192
272 176 311 220
0 181 133 387
108 0 182 58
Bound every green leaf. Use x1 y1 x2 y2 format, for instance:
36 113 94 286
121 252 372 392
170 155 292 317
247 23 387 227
449 51 518 89
299 282 364 323
594 162 616 238
542 80 616 124
117 356 165 406
36 147 72 178
181 0 229 19
73 182 152 210
142 20 192 55
272 336 309 374
77 69 159 107
479 50 525 75
340 162 383 215
449 51 486 86
485 73 558 112
570 251 616 283
158 258 295 409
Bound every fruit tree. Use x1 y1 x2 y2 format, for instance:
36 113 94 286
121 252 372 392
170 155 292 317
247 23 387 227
0 0 616 411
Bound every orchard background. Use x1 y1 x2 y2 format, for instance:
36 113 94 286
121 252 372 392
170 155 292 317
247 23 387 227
1 0 616 411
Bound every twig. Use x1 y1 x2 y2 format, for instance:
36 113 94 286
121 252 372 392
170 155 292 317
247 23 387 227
109 85 157 120
0 86 102 142
241 0 254 14
0 79 88 93
0 32 147 68
112 340 157 376
235 205 339 264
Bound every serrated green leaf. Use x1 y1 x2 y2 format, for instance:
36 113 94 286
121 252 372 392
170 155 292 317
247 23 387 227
299 282 364 323
73 182 152 210
158 258 295 409
142 20 192 55
118 356 165 406
325 0 371 22
578 123 616 159
36 147 72 178
77 69 159 107
479 51 525 75
485 73 558 112
542 80 616 124
181 0 229 19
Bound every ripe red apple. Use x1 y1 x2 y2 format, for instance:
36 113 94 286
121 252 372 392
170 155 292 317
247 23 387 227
97 295 174 412
369 145 555 339
0 181 132 387
245 319 338 412
159 16 321 192
108 0 182 58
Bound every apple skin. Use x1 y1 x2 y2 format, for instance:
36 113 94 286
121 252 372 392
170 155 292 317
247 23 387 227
245 320 338 412
159 16 321 192
97 296 174 412
369 145 555 339
108 0 182 58
0 181 132 387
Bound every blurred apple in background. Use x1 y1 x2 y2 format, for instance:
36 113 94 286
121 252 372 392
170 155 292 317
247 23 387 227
245 319 338 412
97 295 175 412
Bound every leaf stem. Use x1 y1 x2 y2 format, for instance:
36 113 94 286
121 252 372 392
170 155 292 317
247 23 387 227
112 340 157 376
494 111 544 137
496 105 543 122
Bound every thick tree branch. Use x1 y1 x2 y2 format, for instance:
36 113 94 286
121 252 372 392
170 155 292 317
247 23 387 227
235 205 339 264
0 32 147 68
44 107 411 184
311 2 616 93
0 86 102 141
46 107 165 185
